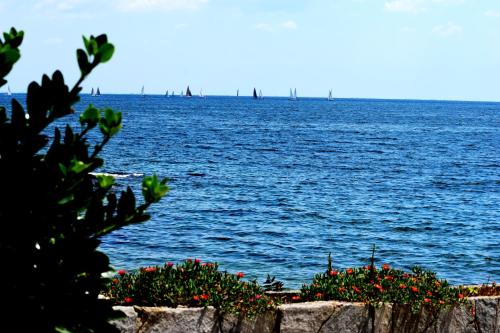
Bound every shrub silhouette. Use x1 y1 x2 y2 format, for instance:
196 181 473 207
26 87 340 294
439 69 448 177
0 28 168 332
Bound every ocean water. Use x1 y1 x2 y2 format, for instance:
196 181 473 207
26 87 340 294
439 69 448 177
5 94 500 288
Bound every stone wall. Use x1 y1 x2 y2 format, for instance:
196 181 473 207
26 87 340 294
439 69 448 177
112 296 499 333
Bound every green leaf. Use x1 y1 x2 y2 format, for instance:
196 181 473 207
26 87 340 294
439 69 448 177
98 43 114 63
96 174 115 189
76 48 90 75
142 174 169 203
99 108 122 137
70 160 92 174
80 104 100 128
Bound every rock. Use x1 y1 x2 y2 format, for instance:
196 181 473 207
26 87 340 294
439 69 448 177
134 306 218 333
471 296 500 333
221 311 276 333
111 306 139 333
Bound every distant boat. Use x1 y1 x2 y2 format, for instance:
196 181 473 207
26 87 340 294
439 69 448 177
95 87 101 96
171 91 175 97
90 87 94 96
186 86 192 97
7 86 12 96
237 89 239 97
181 90 184 97
141 86 145 97
253 88 258 99
199 89 205 98
165 90 169 96
289 88 297 100
259 89 263 99
328 89 334 101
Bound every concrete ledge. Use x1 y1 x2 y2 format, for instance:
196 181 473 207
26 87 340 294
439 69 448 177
112 296 500 333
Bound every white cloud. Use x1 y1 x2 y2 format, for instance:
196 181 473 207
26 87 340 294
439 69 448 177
281 20 298 30
484 10 500 17
35 0 89 12
432 22 462 37
385 0 425 13
116 0 208 11
254 23 273 32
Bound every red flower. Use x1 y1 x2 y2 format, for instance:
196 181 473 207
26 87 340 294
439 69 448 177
346 268 353 274
399 284 407 289
201 294 209 300
291 295 301 301
411 286 418 293
374 284 384 292
338 287 346 293
352 286 361 294
195 258 201 264
186 258 193 263
328 270 338 277
382 264 390 270
315 292 323 299
193 295 200 301
384 275 394 281
144 267 156 273
167 262 174 267
402 273 409 278
236 272 245 278
426 291 433 297
424 298 431 303
255 294 262 299
118 269 126 276
458 293 464 299
439 300 445 305
435 281 441 287
112 278 119 284
124 297 133 304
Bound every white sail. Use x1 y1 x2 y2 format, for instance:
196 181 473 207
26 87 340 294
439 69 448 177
259 89 262 98
7 86 11 96
289 88 293 99
328 89 334 101
294 88 297 99
199 89 204 98
237 89 239 97
141 86 145 96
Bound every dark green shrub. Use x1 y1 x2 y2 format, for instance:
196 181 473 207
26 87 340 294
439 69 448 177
0 28 168 332
299 254 466 313
105 259 279 317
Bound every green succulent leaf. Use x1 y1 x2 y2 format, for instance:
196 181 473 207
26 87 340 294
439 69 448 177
142 174 169 203
96 174 115 189
80 104 100 128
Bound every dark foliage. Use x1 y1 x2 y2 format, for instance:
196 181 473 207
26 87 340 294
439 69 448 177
0 28 168 332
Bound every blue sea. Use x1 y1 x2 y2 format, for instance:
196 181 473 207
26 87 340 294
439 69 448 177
7 93 500 288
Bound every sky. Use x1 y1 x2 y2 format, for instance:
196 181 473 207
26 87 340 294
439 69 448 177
1 0 500 101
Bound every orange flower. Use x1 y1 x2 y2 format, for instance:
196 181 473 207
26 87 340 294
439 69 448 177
374 284 384 292
352 286 361 293
338 287 346 293
435 281 441 287
411 286 418 293
201 294 209 300
144 267 156 273
424 298 431 303
458 293 464 299
439 300 445 305
315 292 323 299
346 268 353 274
399 284 407 289
291 295 301 301
382 264 390 270
193 295 200 301
384 275 394 281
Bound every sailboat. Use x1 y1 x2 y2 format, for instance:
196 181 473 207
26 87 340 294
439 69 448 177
259 89 263 99
90 87 94 96
328 89 334 101
95 87 101 96
186 86 192 97
171 91 175 97
7 86 12 96
253 88 258 99
165 90 169 97
236 89 239 97
141 86 145 97
289 88 297 100
199 89 205 98
180 90 184 97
